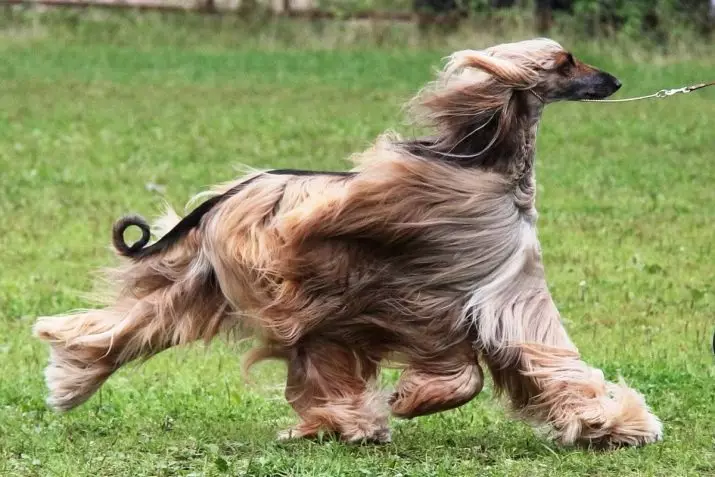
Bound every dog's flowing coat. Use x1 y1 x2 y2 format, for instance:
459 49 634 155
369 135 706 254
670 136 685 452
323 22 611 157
34 39 663 448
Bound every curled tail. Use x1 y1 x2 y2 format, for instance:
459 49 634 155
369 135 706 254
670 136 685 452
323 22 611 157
112 214 152 257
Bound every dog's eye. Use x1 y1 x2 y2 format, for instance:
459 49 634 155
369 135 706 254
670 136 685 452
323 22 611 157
557 53 576 74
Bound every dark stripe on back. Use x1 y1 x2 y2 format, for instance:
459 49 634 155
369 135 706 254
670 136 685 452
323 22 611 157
129 168 353 259
267 169 355 177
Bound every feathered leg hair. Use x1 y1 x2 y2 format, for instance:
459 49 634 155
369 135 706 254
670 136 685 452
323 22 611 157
471 249 663 447
33 211 232 410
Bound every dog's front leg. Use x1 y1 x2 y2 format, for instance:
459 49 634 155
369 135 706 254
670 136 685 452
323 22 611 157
390 341 484 419
474 249 663 448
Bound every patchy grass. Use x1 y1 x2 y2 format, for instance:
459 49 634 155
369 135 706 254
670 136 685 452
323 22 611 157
0 15 713 477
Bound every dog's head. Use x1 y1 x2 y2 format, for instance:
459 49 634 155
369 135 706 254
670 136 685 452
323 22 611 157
507 39 622 102
441 38 621 104
408 38 622 162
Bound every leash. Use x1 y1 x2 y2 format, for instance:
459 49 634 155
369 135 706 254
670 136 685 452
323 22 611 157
580 80 715 103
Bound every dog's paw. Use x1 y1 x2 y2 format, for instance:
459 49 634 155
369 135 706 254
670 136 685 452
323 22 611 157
276 425 329 442
572 409 663 450
597 385 663 448
638 412 664 444
276 429 295 441
43 348 113 412
342 426 392 445
276 428 307 441
596 411 663 449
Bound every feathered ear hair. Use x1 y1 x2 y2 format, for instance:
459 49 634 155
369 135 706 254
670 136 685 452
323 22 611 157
405 40 562 161
410 48 542 132
404 52 529 160
442 49 540 88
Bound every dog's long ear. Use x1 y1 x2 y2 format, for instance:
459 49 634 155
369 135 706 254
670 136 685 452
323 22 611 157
408 49 536 149
412 48 543 124
443 50 538 89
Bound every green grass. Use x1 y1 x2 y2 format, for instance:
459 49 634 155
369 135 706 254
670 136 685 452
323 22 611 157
1 13 714 477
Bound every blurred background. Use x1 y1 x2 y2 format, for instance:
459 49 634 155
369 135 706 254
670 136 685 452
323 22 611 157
2 0 715 42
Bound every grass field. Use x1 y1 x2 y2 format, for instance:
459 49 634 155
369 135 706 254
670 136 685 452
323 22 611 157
0 13 714 477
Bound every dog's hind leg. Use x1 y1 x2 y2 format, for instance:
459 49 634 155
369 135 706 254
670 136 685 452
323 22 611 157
390 340 484 418
34 263 229 411
280 340 390 444
34 306 123 411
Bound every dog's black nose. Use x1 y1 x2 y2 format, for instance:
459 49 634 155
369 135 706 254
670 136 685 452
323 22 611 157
613 78 622 91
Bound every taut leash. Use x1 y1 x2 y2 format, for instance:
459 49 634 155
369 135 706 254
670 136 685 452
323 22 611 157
580 80 715 103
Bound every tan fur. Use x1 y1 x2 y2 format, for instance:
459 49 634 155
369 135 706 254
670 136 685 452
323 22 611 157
34 38 661 447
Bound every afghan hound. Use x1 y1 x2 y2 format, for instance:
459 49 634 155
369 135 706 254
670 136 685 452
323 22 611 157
34 38 663 448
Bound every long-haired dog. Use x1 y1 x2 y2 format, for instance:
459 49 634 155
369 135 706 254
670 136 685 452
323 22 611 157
34 38 663 448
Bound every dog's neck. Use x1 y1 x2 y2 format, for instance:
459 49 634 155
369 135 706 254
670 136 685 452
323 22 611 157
515 93 543 217
402 90 544 182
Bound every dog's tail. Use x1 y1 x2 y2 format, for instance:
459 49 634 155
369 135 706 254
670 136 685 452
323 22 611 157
34 203 237 410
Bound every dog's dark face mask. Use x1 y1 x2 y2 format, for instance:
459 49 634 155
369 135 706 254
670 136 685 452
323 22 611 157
533 51 622 102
